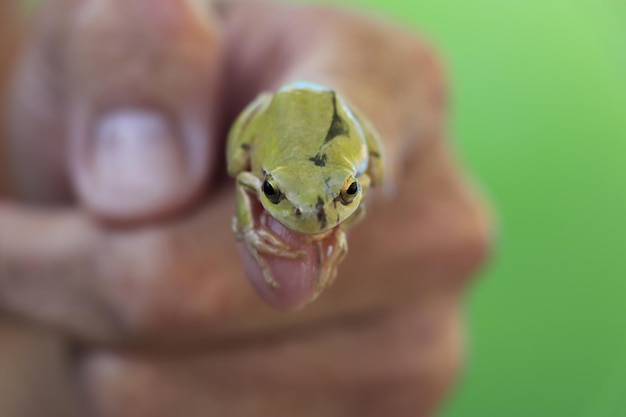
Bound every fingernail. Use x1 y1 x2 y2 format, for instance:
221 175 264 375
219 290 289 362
90 109 186 213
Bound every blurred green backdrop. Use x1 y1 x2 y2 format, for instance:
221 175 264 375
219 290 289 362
306 0 626 415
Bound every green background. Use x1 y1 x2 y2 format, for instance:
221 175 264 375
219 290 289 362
312 0 626 415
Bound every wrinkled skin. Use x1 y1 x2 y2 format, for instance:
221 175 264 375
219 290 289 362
0 1 492 416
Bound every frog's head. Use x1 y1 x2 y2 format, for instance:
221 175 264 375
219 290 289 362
259 166 363 234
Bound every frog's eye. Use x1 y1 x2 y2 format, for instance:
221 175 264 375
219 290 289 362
340 177 359 205
263 179 282 204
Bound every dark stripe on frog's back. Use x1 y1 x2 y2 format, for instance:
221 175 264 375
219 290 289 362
313 93 370 175
323 92 350 144
308 92 352 167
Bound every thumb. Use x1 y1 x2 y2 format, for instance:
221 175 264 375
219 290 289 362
33 0 221 220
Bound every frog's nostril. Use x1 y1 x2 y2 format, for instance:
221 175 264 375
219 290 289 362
295 208 302 217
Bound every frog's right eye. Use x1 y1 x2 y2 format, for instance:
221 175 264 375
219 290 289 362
263 179 282 204
340 176 359 205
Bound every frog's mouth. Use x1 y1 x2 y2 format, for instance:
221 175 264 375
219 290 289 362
238 196 342 310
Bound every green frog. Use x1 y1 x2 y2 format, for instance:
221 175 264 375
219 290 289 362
227 81 384 294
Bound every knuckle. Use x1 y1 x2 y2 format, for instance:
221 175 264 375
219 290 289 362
405 308 464 413
443 190 493 281
414 192 493 283
357 307 463 416
403 168 494 285
407 38 450 141
455 188 494 279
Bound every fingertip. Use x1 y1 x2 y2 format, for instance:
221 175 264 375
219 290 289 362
62 0 223 223
239 243 319 311
238 216 337 311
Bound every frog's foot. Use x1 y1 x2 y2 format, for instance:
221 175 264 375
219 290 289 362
234 218 306 260
246 241 280 291
234 217 307 290
255 229 302 257
248 229 306 259
244 233 304 291
247 246 280 291
314 229 348 296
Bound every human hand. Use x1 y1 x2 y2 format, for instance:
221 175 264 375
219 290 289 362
0 1 491 416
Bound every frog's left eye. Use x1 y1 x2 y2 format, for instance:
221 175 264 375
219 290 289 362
263 178 282 204
340 177 359 205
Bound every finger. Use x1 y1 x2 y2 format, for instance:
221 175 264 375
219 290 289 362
219 3 455 308
0 195 246 342
0 136 489 345
78 304 462 417
8 0 222 219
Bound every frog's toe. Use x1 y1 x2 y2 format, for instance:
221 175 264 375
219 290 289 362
258 242 306 259
262 270 280 291
257 230 306 259
232 217 245 241
257 228 291 250
315 263 339 294
245 230 305 260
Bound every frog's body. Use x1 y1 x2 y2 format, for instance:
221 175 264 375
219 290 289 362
227 82 383 293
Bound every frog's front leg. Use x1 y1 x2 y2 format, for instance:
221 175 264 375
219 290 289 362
234 171 306 290
313 228 348 296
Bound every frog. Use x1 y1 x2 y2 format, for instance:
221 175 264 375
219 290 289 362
226 81 384 295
